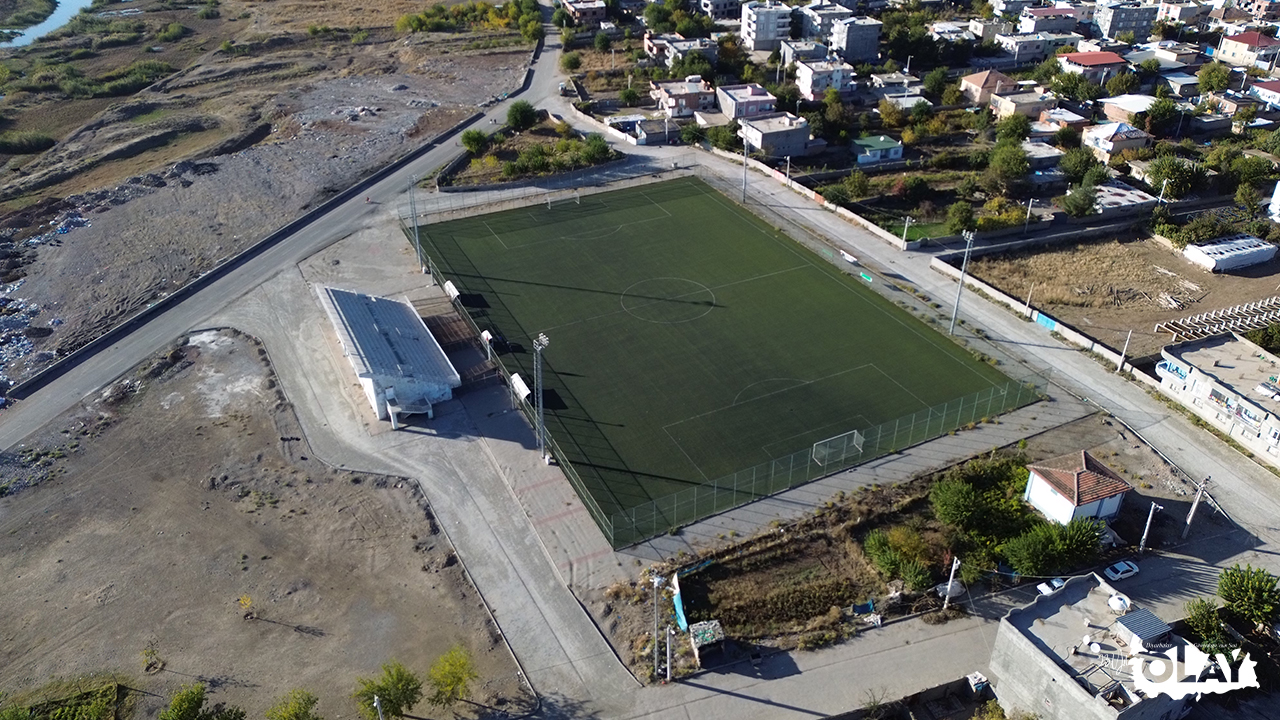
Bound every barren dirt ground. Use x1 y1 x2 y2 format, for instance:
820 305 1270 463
970 237 1280 359
0 329 531 717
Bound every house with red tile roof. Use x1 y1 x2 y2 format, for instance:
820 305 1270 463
1024 451 1131 525
1217 30 1280 67
1057 51 1130 83
1250 78 1280 108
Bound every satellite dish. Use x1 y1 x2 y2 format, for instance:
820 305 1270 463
1090 643 1102 653
1083 635 1092 646
1109 593 1131 614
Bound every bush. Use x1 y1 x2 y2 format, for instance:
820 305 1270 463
0 131 56 154
1184 597 1234 654
460 129 489 155
266 690 322 720
560 51 582 72
506 100 537 131
594 31 611 52
354 661 423 720
160 685 245 720
196 2 219 19
894 176 929 203
618 86 639 106
930 476 982 527
863 529 898 576
156 22 188 42
899 559 932 592
427 645 479 707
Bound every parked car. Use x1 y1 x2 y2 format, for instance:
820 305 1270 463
1104 560 1140 581
1036 578 1066 595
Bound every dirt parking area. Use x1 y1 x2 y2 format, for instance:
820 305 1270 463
969 237 1280 358
0 329 531 717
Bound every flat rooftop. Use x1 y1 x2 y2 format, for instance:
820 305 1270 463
1022 140 1065 161
1007 575 1183 708
1094 181 1156 209
1167 334 1280 416
739 112 808 132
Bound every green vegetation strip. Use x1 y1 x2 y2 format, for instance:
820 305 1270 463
418 178 1027 545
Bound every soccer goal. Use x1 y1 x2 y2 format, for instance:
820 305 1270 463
547 190 580 209
812 429 865 467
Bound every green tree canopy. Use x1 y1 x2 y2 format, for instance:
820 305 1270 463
924 66 949 96
160 685 245 720
1105 71 1140 96
427 645 480 707
995 113 1030 141
353 662 424 720
1219 564 1280 627
1059 147 1100 183
1198 61 1231 93
266 690 322 720
983 141 1029 195
594 31 611 52
1062 183 1097 217
460 129 489 155
506 100 538 131
1146 155 1205 199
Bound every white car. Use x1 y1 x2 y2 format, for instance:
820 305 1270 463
1104 560 1140 581
1036 578 1066 595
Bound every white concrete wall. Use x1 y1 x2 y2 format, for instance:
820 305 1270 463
1026 471 1076 525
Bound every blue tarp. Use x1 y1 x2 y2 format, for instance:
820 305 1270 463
671 573 689 631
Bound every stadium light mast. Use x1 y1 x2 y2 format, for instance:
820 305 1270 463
534 333 550 463
409 174 425 274
949 229 975 336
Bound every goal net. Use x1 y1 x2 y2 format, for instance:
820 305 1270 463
812 429 865 467
547 190 580 209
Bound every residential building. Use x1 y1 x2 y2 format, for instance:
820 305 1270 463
990 89 1058 118
969 17 1014 42
1083 121 1151 161
1100 93 1157 122
1094 0 1158 40
1156 333 1280 467
796 57 856 100
1156 0 1207 23
800 0 853 40
1123 42 1202 73
1162 72 1199 97
1032 106 1090 136
1019 7 1079 34
929 21 975 42
1204 90 1264 115
1077 37 1130 53
880 93 933 110
830 16 882 63
780 39 828 66
698 0 744 20
737 112 821 156
644 33 719 68
716 83 777 119
1091 179 1158 214
1057 50 1130 83
1022 139 1067 170
742 0 793 51
1024 451 1130 524
850 135 903 164
993 0 1035 15
995 32 1083 62
1182 233 1277 271
1236 0 1280 20
869 71 919 88
635 119 679 145
1058 0 1096 24
960 69 1017 104
1203 5 1253 34
563 0 607 26
1250 78 1280 108
990 575 1195 720
1216 31 1280 68
649 76 716 118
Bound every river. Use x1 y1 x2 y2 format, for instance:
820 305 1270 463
2 0 106 48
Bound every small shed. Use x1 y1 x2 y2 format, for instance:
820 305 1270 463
1183 234 1277 273
688 620 725 667
1113 607 1172 655
1024 451 1131 525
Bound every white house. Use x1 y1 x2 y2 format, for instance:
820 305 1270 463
795 58 856 100
1250 79 1280 109
850 135 903 164
1024 450 1131 525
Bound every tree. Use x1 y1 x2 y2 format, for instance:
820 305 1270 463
1053 126 1080 149
1237 183 1262 216
846 170 870 198
427 645 480 707
1060 147 1100 183
1082 164 1110 188
552 7 572 27
1198 61 1231 93
1145 96 1178 135
619 86 640 106
1138 58 1162 77
1116 30 1136 45
266 691 322 720
679 123 705 145
1106 71 1139 96
160 685 245 720
877 98 905 128
995 113 1030 142
930 476 981 526
895 176 930 202
924 66 949 96
460 129 489 155
911 99 933 123
1052 72 1105 101
1236 104 1258 126
506 100 537 131
1184 598 1234 654
353 661 424 720
942 85 964 105
1146 155 1204 199
1062 183 1097 217
1219 564 1280 627
594 31 611 52
560 51 582 72
1033 56 1062 84
984 142 1029 195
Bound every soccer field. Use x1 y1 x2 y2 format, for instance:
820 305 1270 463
419 177 1029 546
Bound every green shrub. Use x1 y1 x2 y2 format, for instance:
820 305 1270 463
899 559 932 592
196 3 220 19
155 22 187 42
0 130 57 154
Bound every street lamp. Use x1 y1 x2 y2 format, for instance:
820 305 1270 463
949 229 976 336
533 333 550 463
1158 178 1169 204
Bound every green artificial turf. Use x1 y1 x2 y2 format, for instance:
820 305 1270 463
419 177 1019 545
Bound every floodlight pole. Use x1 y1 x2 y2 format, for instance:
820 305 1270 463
533 333 550 463
1117 329 1133 373
942 557 961 610
949 229 975 336
409 175 425 274
651 575 664 681
1024 282 1036 316
901 216 914 245
1138 501 1163 554
741 136 748 202
666 625 674 682
1183 476 1210 540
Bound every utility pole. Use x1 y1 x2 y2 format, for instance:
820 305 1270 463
666 625 674 682
901 216 914 245
533 333 550 463
785 155 791 184
1024 197 1034 233
1139 501 1164 554
1158 178 1169 205
651 575 664 681
741 134 748 203
1117 329 1133 373
949 229 975 336
942 557 961 610
1183 477 1210 540
1023 282 1035 316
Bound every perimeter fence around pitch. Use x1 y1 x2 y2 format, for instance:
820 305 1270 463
402 166 1048 548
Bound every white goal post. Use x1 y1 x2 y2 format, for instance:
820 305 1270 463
812 429 865 466
547 190 580 209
